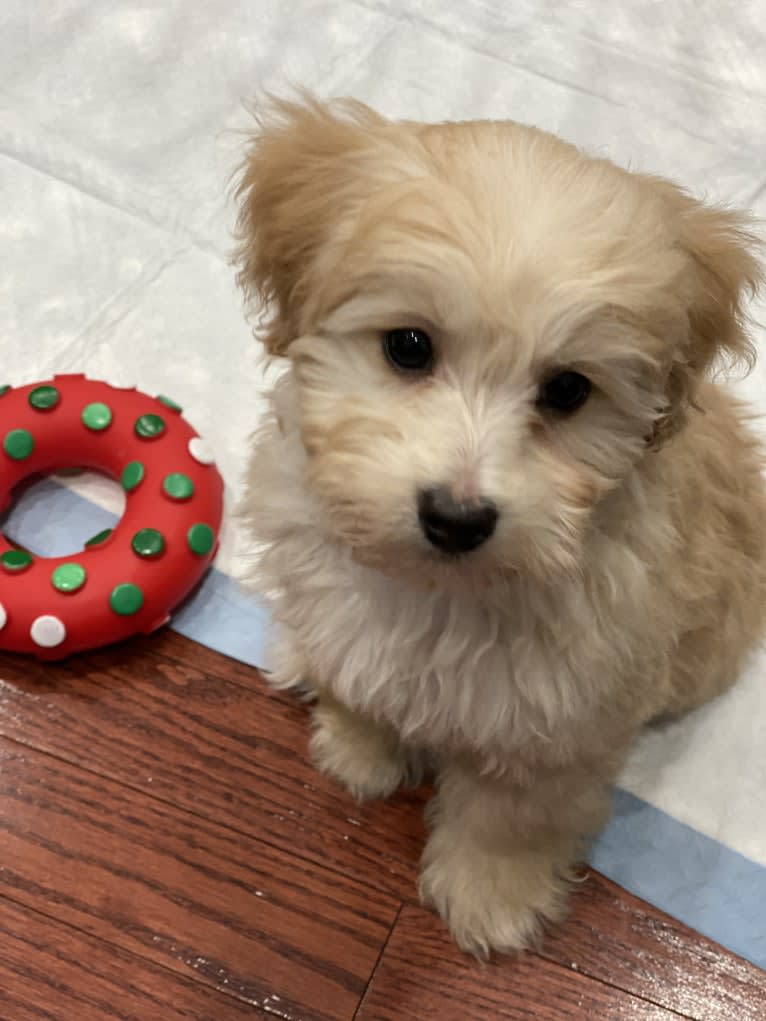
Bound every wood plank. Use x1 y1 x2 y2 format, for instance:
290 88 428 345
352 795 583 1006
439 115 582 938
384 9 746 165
0 634 426 901
356 904 693 1021
541 870 766 1021
0 895 269 1021
3 634 763 1021
0 737 398 1021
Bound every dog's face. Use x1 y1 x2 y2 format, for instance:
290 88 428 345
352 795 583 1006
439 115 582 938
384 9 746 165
236 98 759 584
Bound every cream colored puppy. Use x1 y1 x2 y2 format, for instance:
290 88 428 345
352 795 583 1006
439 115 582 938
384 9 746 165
234 97 766 956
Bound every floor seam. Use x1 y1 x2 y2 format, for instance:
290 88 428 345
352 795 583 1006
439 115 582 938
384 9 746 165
352 902 403 1021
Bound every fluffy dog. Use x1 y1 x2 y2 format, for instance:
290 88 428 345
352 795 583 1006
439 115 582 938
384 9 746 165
234 96 766 956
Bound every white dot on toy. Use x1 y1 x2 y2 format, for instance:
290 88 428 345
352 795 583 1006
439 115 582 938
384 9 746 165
0 602 7 630
31 615 67 648
188 436 216 466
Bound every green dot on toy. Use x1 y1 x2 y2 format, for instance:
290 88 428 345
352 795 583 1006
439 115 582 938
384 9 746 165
1 548 33 572
157 395 183 413
163 472 194 501
29 385 60 410
3 428 34 460
122 461 145 492
0 385 11 397
131 528 165 559
135 413 166 439
85 528 113 548
82 402 113 431
110 583 144 616
187 523 214 556
52 563 87 593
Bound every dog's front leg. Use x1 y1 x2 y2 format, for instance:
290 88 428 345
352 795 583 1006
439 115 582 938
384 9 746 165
310 694 425 802
419 759 613 956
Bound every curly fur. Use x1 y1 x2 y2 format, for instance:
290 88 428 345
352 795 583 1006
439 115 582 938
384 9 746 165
234 96 766 956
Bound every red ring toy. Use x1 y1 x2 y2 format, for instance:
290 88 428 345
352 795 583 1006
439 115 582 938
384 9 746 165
0 375 224 660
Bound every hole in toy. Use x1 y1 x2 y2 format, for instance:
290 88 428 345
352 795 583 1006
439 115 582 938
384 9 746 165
1 469 125 557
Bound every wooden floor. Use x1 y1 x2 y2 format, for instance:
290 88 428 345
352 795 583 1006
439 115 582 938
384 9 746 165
0 630 763 1021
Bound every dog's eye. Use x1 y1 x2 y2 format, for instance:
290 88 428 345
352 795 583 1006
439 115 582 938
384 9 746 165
538 371 592 413
384 328 433 372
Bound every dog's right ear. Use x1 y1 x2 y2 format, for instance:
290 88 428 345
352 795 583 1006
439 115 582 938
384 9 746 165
643 177 763 447
234 95 387 356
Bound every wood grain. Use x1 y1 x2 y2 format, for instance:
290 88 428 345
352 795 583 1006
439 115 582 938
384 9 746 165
0 895 269 1021
356 905 691 1021
542 870 766 1021
0 735 397 1021
0 634 426 901
1 631 763 1021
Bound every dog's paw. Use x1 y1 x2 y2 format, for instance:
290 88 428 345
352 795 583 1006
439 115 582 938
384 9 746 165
418 839 568 957
310 702 415 802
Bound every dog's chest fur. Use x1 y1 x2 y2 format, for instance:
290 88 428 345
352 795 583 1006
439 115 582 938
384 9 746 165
248 393 665 769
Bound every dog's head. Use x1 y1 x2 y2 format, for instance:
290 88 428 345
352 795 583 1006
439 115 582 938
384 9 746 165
235 97 761 584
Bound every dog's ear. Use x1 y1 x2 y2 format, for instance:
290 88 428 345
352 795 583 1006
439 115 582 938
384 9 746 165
649 181 762 446
234 95 388 356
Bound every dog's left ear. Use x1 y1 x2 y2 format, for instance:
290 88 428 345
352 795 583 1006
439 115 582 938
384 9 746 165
650 181 763 446
233 95 391 356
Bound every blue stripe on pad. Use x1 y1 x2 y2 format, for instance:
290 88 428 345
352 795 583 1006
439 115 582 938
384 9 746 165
591 789 766 968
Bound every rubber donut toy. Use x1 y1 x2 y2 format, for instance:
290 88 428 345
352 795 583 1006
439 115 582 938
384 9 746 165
0 376 223 660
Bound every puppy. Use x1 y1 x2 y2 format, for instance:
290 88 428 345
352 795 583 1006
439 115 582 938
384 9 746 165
234 96 766 956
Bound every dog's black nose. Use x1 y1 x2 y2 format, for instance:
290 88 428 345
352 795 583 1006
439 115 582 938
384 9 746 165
418 487 498 554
